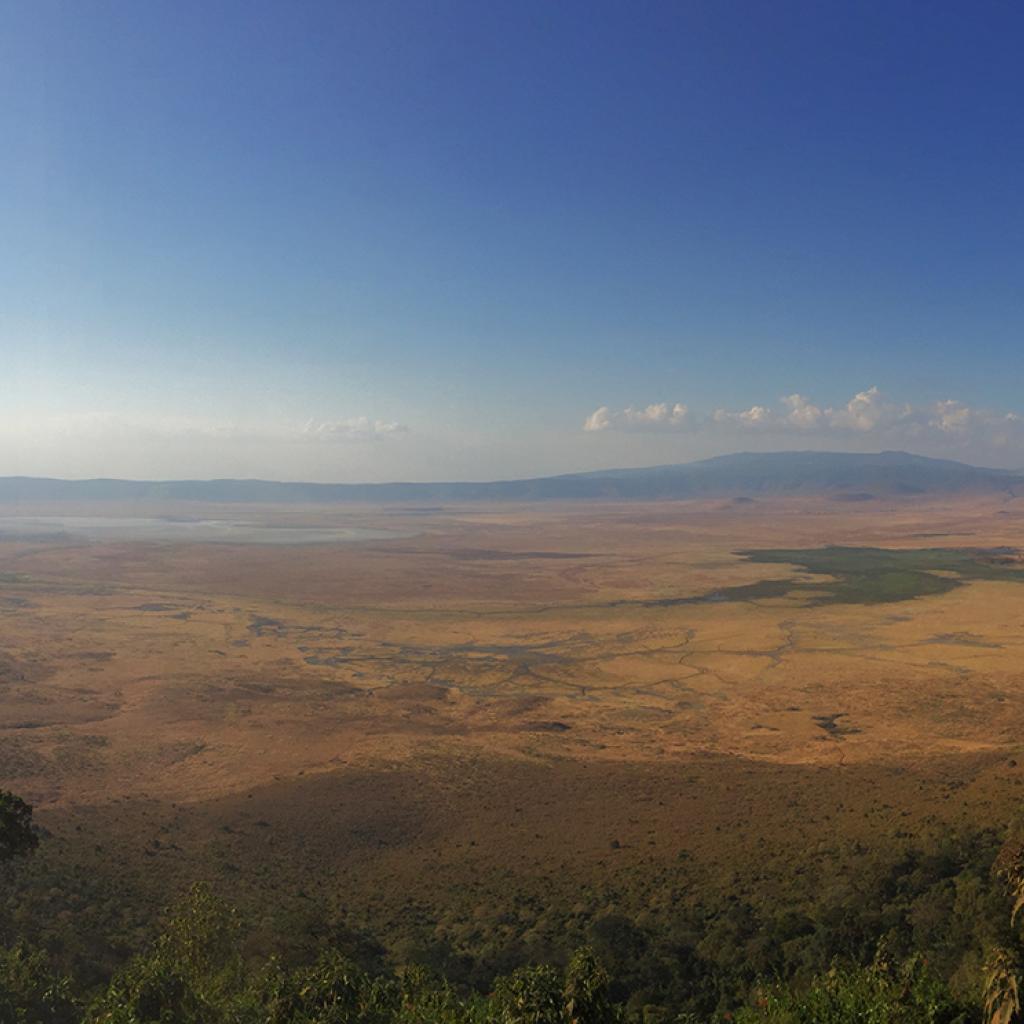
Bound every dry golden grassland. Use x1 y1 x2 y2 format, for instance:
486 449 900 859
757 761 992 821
3 495 1024 935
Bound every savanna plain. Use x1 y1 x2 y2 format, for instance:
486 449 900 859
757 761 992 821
5 496 1024 1014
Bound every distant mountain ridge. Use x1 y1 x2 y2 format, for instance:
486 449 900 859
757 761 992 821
0 451 1020 503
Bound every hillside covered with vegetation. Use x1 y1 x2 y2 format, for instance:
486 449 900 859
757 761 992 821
5 790 1024 1023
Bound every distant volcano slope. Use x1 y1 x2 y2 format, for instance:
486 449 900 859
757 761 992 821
0 451 1021 503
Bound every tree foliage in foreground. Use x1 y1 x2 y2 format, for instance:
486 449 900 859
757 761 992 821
733 953 970 1024
0 883 984 1024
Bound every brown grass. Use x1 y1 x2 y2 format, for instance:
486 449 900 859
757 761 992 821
3 494 1024 937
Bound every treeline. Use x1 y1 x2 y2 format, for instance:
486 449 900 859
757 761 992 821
0 883 980 1023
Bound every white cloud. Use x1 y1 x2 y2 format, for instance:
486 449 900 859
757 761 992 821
584 387 1024 455
712 404 775 428
931 400 973 433
0 411 410 445
300 417 409 442
583 402 692 432
826 386 914 432
781 393 823 428
583 406 612 432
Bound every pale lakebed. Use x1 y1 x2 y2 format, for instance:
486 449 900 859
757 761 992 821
0 515 414 545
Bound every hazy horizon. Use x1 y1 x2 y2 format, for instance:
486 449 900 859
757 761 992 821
0 447 1018 490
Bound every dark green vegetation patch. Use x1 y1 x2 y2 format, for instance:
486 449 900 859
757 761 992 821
619 546 1024 609
733 545 1024 605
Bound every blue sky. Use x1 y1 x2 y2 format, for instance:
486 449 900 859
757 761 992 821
4 0 1024 480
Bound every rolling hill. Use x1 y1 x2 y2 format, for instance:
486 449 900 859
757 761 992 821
0 450 1020 503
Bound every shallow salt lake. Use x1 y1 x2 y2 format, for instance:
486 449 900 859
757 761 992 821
0 515 414 545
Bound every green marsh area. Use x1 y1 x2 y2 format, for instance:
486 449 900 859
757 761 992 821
717 545 1024 605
